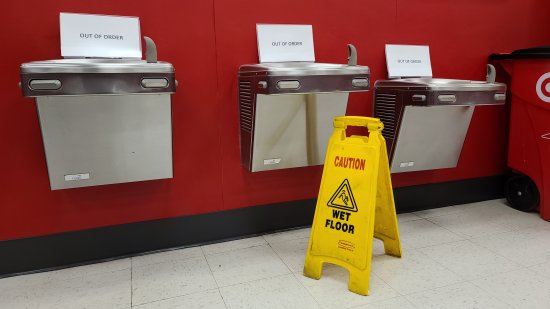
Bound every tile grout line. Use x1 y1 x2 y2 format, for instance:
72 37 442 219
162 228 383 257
347 296 419 309
466 266 536 283
425 200 545 236
131 288 222 308
203 243 286 289
132 250 219 307
420 202 543 245
372 252 466 298
405 238 467 250
131 247 206 269
397 216 424 224
464 228 543 268
423 212 517 240
394 296 420 309
380 221 538 307
411 205 464 219
266 237 325 307
130 258 133 308
419 212 470 239
398 218 467 251
467 269 529 309
267 235 312 245
199 243 242 309
289 271 324 309
423 217 516 250
441 253 524 285
368 264 404 298
203 243 296 290
396 278 469 297
384 248 469 296
463 237 527 269
528 261 550 279
217 272 291 290
261 228 312 244
218 288 230 309
266 242 296 274
200 246 224 290
202 241 268 257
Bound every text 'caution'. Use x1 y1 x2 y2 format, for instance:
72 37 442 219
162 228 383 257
334 156 366 170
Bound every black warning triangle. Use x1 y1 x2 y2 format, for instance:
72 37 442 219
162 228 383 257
327 179 358 212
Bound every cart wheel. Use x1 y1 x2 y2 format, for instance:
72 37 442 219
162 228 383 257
505 175 540 212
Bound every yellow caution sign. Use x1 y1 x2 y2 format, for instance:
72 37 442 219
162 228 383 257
303 116 401 296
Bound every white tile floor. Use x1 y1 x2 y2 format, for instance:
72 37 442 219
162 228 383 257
2 199 550 309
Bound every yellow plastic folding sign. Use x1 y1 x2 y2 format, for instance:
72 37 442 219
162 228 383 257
303 116 402 296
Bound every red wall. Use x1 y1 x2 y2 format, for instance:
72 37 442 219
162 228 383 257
1 0 549 240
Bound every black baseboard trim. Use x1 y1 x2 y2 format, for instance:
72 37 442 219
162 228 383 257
0 174 508 277
393 174 509 213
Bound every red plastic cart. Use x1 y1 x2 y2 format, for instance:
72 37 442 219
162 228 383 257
491 47 550 220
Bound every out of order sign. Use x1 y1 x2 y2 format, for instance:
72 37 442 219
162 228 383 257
60 12 142 59
303 116 402 296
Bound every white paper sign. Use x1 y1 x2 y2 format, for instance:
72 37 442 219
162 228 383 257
385 44 432 78
256 24 315 63
60 13 142 58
